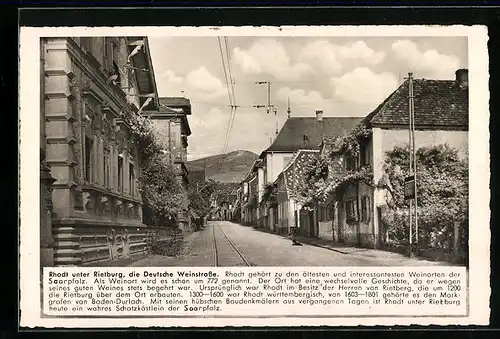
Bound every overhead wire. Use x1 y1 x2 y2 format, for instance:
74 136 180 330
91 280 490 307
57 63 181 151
224 36 238 155
217 37 234 156
217 36 237 171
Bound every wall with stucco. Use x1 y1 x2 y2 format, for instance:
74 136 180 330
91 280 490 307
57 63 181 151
266 152 294 184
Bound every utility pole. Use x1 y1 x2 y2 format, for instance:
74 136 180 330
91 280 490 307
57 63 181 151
255 81 278 145
405 72 418 258
168 119 172 164
255 81 276 115
410 73 419 255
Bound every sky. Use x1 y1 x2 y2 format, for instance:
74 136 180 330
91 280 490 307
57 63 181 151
148 36 468 160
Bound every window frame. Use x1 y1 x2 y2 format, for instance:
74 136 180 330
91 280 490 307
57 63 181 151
359 142 370 167
84 136 94 183
118 155 124 192
103 148 110 188
129 161 135 196
345 198 358 223
361 196 371 223
346 154 357 172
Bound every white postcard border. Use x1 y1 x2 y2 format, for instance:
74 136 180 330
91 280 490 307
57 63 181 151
19 25 490 327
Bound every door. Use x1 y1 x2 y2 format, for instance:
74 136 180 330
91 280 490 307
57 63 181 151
377 206 388 249
309 210 315 237
337 203 344 242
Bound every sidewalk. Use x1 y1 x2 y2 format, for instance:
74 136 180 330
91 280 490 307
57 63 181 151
252 226 450 265
294 235 450 265
294 235 371 255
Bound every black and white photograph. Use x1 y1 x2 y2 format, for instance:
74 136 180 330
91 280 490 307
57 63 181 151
37 32 471 268
19 23 490 328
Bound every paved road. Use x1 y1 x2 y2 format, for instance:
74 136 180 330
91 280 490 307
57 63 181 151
129 221 448 267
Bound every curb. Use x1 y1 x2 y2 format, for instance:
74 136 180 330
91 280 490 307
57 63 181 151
297 239 350 255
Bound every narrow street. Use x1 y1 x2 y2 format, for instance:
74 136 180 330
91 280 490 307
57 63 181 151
129 221 447 267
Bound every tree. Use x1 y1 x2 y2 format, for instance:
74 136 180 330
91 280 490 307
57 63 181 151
187 180 216 229
260 182 278 208
139 153 188 226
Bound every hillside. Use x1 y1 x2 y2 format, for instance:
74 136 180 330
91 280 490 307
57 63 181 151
188 150 259 183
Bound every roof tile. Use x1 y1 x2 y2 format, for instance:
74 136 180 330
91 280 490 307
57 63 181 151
367 78 468 128
266 117 362 152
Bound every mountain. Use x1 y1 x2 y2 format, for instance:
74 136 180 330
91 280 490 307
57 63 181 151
188 150 259 183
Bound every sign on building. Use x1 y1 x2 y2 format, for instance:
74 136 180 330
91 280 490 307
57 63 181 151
404 176 415 200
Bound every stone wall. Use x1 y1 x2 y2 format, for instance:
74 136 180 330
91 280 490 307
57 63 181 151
52 223 149 266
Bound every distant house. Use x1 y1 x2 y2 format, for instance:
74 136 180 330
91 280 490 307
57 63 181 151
240 159 263 226
312 69 469 249
276 149 319 236
254 111 362 229
142 97 192 188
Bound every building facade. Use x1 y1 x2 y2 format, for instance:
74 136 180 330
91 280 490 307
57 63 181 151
312 69 469 249
41 36 159 266
254 112 361 230
142 97 192 188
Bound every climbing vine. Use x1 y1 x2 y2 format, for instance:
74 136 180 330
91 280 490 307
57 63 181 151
260 182 278 208
123 111 187 226
378 144 468 255
124 112 164 167
330 124 372 157
298 124 374 204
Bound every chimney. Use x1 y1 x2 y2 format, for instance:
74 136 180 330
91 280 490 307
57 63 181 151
455 69 468 88
316 110 323 122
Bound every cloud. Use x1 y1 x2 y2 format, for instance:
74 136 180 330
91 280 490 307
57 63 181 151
299 40 386 74
330 67 398 105
391 40 461 79
162 70 183 84
233 39 313 81
184 66 227 100
277 87 326 108
187 106 275 159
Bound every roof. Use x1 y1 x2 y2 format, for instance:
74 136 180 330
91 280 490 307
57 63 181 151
364 78 468 129
282 150 319 201
264 117 362 153
127 37 159 111
159 97 192 115
241 159 263 183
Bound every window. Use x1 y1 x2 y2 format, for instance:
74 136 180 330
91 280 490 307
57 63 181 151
346 154 357 172
129 163 135 196
345 199 358 223
360 142 369 166
118 156 123 192
361 196 371 223
113 61 121 86
80 37 92 52
84 136 94 182
103 149 110 188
